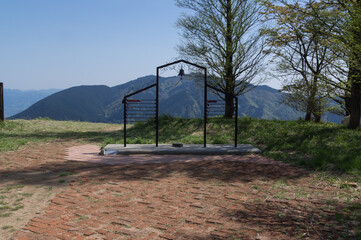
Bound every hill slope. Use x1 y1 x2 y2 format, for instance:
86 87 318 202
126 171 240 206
11 75 342 123
11 85 118 122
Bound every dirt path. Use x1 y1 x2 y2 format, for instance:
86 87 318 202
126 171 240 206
0 140 85 240
1 142 360 239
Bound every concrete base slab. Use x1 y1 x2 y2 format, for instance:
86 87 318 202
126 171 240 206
65 145 289 166
103 144 261 155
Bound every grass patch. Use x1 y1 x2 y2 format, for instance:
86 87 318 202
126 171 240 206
333 204 361 238
103 116 235 146
6 185 24 191
77 215 89 220
2 225 13 230
104 116 361 175
11 205 24 211
58 171 74 177
2 117 361 176
235 118 361 174
19 193 33 197
0 205 10 210
0 213 11 217
0 119 120 152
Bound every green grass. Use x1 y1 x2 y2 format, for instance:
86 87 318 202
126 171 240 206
235 117 361 175
6 185 24 191
0 185 35 218
0 119 121 152
105 115 361 175
2 225 13 230
58 171 74 177
334 204 361 238
0 213 11 218
103 115 233 146
1 116 361 176
77 215 89 220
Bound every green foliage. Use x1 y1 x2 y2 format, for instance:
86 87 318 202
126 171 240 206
261 0 338 122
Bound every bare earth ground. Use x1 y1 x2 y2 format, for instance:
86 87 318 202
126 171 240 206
0 141 360 240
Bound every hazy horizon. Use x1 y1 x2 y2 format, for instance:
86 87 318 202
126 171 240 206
3 75 282 91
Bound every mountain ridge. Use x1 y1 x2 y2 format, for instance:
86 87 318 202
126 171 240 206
10 75 343 124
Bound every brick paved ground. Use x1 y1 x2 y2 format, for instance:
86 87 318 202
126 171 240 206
5 144 359 240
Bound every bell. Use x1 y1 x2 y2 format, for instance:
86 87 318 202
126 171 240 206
178 68 185 80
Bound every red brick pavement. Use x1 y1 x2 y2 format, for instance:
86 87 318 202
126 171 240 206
11 145 352 240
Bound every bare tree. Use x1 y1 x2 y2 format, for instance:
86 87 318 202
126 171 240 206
175 0 266 118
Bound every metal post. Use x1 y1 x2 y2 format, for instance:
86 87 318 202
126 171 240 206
123 98 127 147
204 69 207 148
156 68 159 147
0 83 3 121
235 97 238 147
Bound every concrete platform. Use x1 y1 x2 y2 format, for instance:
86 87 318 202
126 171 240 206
103 144 261 155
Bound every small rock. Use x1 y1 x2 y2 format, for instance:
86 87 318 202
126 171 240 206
255 234 269 240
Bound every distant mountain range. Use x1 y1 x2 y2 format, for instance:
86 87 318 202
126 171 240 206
4 88 61 117
9 75 343 124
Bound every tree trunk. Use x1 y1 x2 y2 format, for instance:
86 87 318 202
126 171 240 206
225 93 235 118
344 91 352 116
310 75 321 122
348 79 361 129
224 0 234 119
305 91 315 121
347 1 361 129
313 113 322 123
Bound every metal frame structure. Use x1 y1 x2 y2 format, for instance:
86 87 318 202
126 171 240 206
156 60 207 147
122 59 238 148
0 82 4 121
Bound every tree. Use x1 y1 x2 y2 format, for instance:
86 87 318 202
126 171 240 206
175 0 266 118
310 0 361 128
340 0 361 129
281 81 330 122
261 0 336 122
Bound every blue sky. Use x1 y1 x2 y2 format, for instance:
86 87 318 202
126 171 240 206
0 0 280 90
